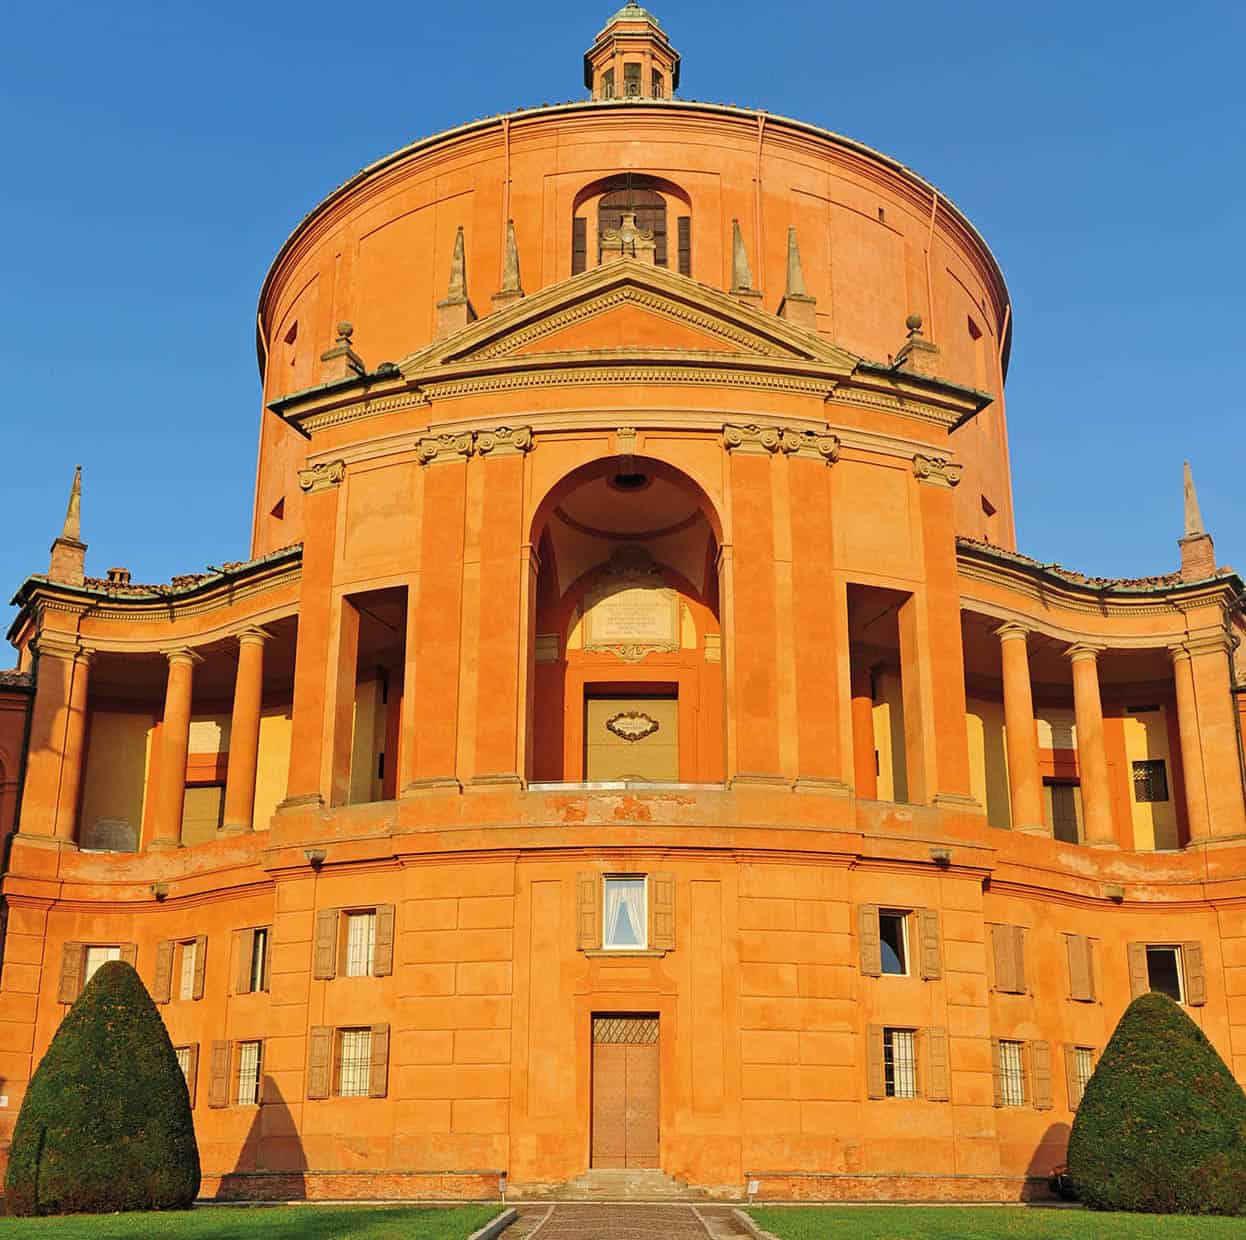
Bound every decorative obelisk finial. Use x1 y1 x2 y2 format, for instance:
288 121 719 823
730 218 762 306
437 225 477 338
777 225 817 329
48 464 86 585
1179 460 1216 581
492 219 525 310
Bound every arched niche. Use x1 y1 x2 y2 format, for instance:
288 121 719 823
529 457 723 785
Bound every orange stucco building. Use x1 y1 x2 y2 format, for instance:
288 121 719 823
3 5 1245 1203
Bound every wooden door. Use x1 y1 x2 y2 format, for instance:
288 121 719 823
591 1015 660 1168
585 697 678 781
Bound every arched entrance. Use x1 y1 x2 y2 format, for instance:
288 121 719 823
529 457 724 785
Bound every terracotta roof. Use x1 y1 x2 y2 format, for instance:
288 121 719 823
0 669 32 690
957 537 1236 593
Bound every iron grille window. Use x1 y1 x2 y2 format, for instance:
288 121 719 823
344 912 377 977
83 945 120 985
1132 759 1169 803
677 216 691 275
178 940 197 1001
879 911 908 975
572 217 587 275
1146 945 1183 1001
1049 781 1079 844
250 927 269 993
883 1028 917 1098
624 63 641 96
337 1028 372 1097
1074 1047 1094 1101
236 1040 262 1105
999 1040 1026 1106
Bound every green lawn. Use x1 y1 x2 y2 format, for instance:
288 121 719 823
0 1204 503 1239
748 1205 1245 1240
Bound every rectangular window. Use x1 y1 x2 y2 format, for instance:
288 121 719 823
602 876 647 950
572 217 588 276
1074 1046 1094 1100
178 940 197 1001
999 1040 1026 1106
337 1028 373 1098
1132 759 1169 803
249 928 269 993
883 1028 917 1098
1049 780 1080 844
344 911 377 977
83 945 120 985
175 1045 192 1079
677 216 691 276
651 69 664 98
601 68 615 99
1146 945 1183 1001
878 911 908 976
236 1040 262 1106
624 63 641 96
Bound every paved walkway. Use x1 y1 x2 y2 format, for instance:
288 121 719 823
510 1203 751 1239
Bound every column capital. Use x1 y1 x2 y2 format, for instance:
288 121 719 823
165 647 204 668
1066 642 1105 664
32 632 86 662
235 626 272 649
994 621 1032 644
1183 630 1234 658
297 458 346 494
1167 642 1192 664
912 454 962 488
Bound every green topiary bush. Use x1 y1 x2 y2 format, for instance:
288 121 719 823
1067 991 1246 1215
4 959 200 1215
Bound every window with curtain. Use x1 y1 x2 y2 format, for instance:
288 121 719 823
603 876 647 949
178 940 197 1001
84 945 120 984
345 911 377 977
249 927 269 993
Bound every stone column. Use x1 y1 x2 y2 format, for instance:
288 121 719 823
1186 632 1246 840
221 628 268 834
1169 644 1211 844
1067 644 1116 848
150 648 200 850
52 648 92 844
997 624 1046 834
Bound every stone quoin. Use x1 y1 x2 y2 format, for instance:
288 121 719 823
1 3 1244 1204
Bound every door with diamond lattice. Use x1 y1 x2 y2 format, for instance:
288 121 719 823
591 1015 659 1168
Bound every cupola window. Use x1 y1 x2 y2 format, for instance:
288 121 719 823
624 62 641 96
602 68 615 99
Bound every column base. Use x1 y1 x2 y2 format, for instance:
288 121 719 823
275 793 326 813
12 833 78 852
466 773 526 791
729 773 790 788
932 793 986 815
1015 822 1052 836
792 777 851 797
401 777 463 796
218 821 253 835
148 837 182 852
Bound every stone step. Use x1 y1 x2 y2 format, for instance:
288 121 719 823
517 1167 718 1202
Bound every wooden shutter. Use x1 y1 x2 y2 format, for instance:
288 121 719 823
57 942 84 1003
924 1026 950 1102
992 924 1024 993
208 1040 230 1108
572 217 587 275
192 934 208 1000
153 939 174 1004
119 943 138 968
1066 933 1095 1002
858 904 881 976
577 872 602 950
918 908 943 980
369 1023 390 1098
260 927 272 991
1126 942 1148 998
307 1026 333 1100
866 1025 885 1099
990 1039 1004 1107
184 1043 199 1106
1183 941 1207 1006
313 908 338 980
235 929 255 994
372 905 395 977
1064 1046 1081 1109
677 217 691 276
650 873 675 951
1031 1040 1053 1110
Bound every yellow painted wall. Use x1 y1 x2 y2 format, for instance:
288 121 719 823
349 675 386 805
80 711 153 848
253 707 293 830
966 696 1011 829
1122 711 1179 850
872 670 908 803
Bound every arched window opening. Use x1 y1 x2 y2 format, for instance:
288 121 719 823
572 175 692 277
600 187 666 267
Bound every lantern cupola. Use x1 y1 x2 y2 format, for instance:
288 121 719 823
584 4 681 101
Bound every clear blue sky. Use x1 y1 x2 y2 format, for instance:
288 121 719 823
2 1 1242 632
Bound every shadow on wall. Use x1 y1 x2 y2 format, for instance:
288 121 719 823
1025 1120 1072 1185
220 1075 307 1201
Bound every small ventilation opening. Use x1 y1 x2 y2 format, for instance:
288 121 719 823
284 321 298 346
270 497 285 520
877 207 886 223
611 471 649 492
967 316 983 341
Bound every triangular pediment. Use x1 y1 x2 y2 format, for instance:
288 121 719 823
397 259 861 378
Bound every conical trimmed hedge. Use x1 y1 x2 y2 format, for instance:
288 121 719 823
4 959 200 1215
1068 991 1246 1215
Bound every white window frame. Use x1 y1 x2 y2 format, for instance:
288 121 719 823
883 1027 918 1098
602 875 649 951
177 939 197 1001
878 910 910 977
236 1040 262 1106
1145 944 1184 1003
1074 1046 1094 1102
83 945 121 985
999 1039 1026 1107
344 911 377 978
337 1028 373 1098
174 1045 193 1084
